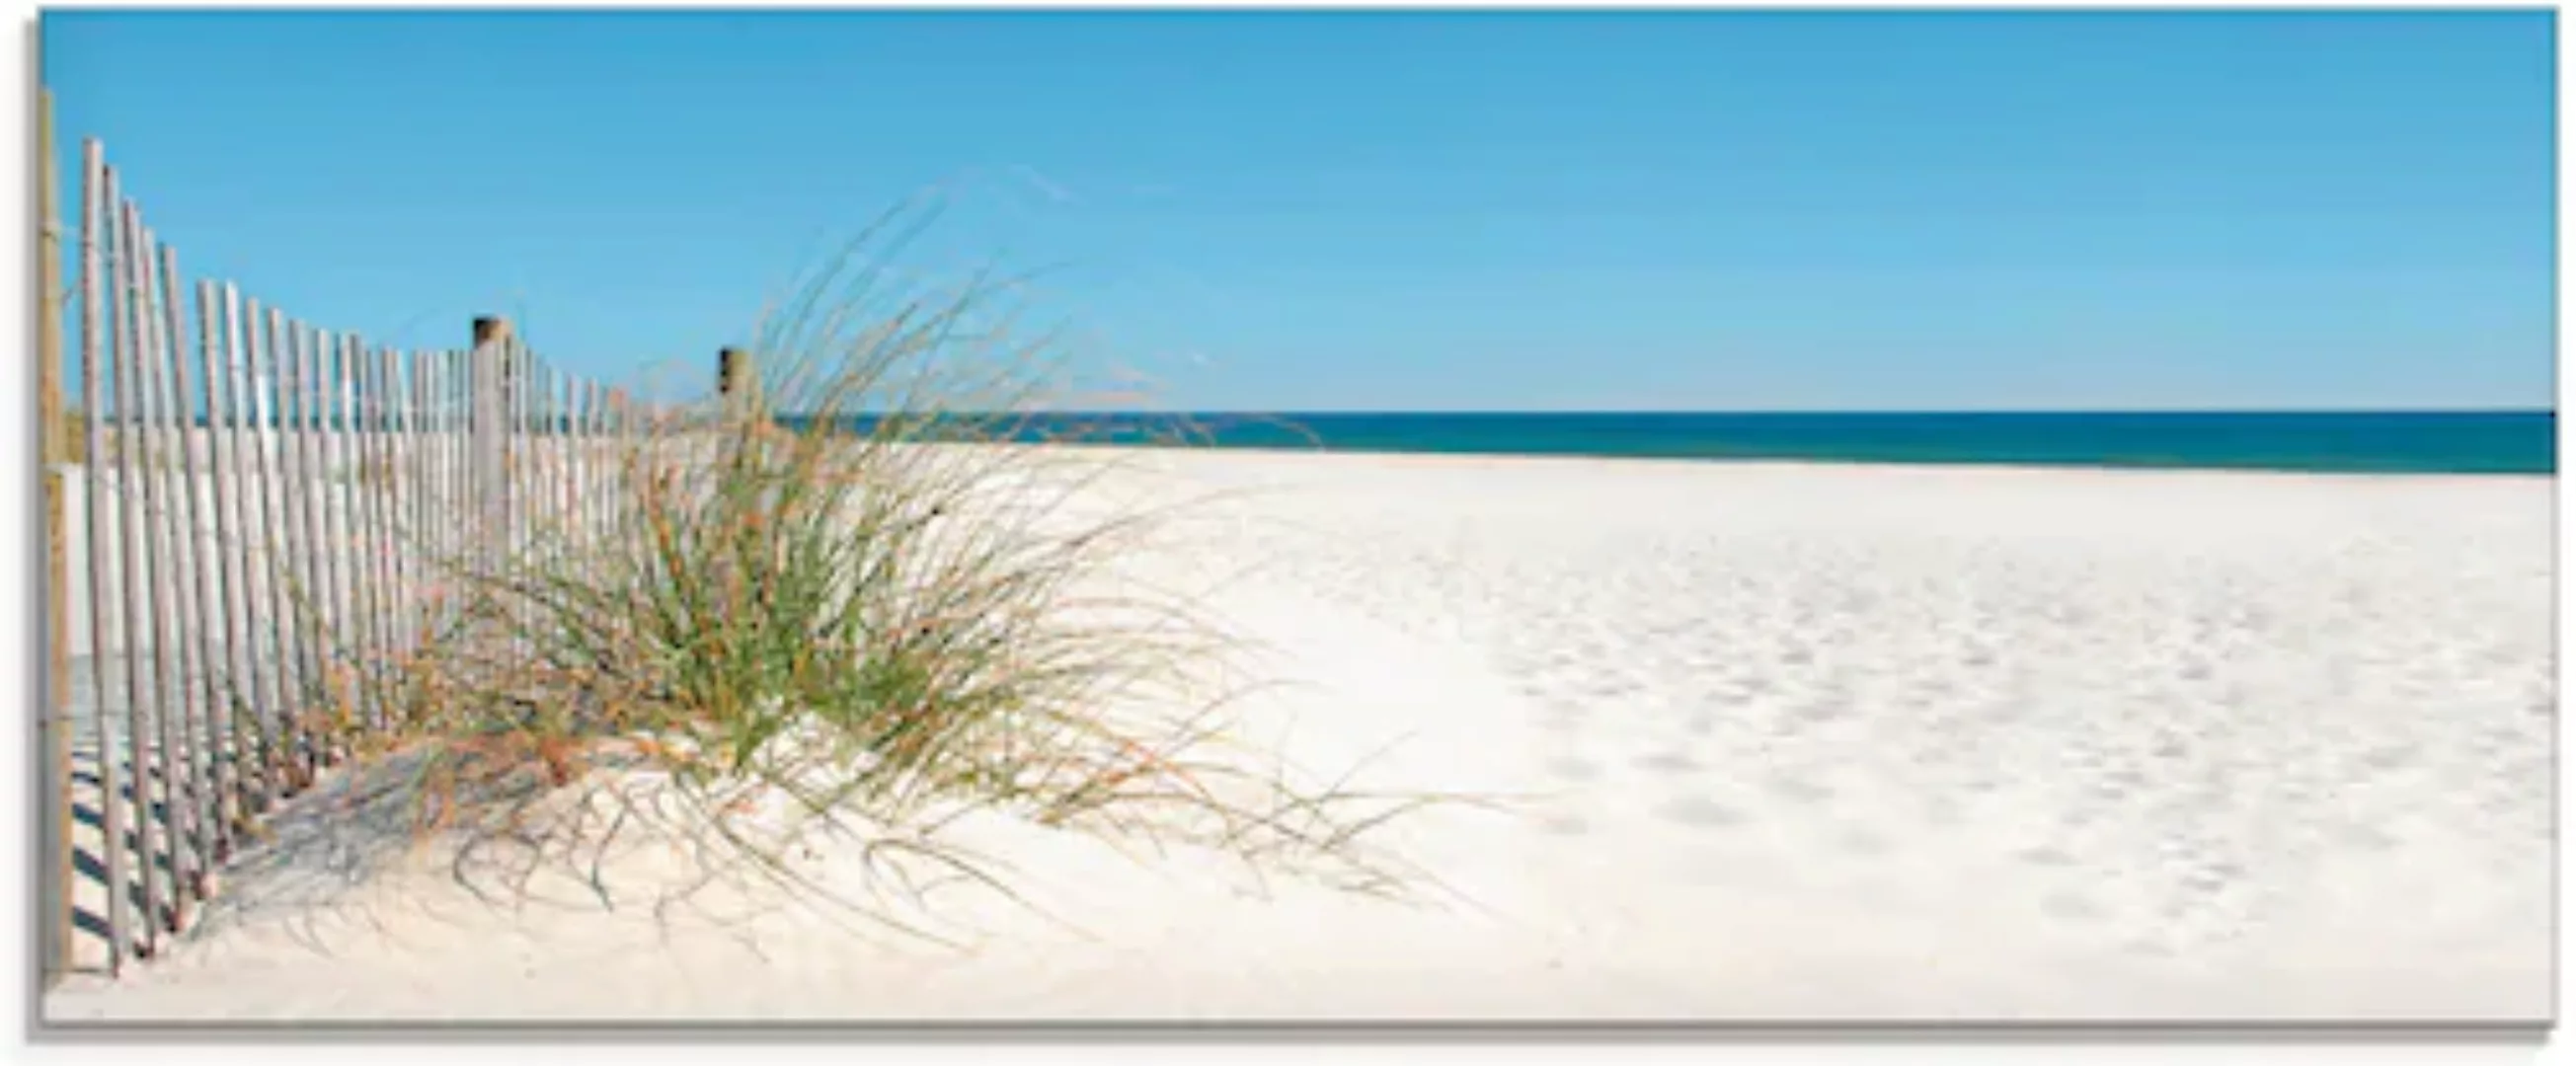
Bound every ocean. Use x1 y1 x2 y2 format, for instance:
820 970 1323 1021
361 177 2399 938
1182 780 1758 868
806 411 2555 477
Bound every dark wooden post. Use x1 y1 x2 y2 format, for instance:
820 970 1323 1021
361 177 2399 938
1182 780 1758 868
717 346 756 420
469 317 510 578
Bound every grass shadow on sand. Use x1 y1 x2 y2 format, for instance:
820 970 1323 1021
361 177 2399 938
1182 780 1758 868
176 212 1496 963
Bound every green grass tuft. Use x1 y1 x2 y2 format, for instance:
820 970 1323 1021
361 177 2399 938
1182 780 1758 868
312 213 1457 939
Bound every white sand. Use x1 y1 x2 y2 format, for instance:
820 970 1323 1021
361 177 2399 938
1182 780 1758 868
40 450 2552 1023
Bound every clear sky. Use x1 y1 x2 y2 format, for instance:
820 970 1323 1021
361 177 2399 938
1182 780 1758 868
42 9 2556 412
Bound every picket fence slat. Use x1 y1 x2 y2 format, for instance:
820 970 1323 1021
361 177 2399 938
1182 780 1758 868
58 137 642 980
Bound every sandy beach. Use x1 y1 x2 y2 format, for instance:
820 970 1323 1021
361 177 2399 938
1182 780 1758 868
39 448 2553 1025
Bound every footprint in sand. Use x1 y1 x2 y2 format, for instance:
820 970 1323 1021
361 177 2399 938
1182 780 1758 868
2179 860 2244 895
1764 774 1834 805
1536 812 1590 838
2084 767 2147 803
2014 843 2080 869
1837 826 1891 857
1787 694 1852 725
2040 888 2105 922
1546 756 1603 783
2326 821 2399 853
1655 795 1748 830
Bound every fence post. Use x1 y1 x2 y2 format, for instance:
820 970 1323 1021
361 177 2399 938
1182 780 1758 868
191 278 242 855
37 87 72 989
158 242 226 899
77 142 131 975
132 224 201 931
469 317 512 602
717 345 744 403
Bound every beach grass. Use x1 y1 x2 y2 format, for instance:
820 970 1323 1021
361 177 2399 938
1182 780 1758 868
293 220 1447 940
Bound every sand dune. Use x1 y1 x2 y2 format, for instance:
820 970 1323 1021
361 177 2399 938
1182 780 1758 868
41 451 2553 1024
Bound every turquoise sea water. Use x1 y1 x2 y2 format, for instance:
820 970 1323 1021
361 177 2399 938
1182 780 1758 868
810 411 2554 477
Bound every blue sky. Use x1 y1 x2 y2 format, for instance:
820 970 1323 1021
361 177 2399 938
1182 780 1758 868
43 10 2555 412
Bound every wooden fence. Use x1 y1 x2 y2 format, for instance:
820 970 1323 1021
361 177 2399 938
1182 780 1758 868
41 134 653 982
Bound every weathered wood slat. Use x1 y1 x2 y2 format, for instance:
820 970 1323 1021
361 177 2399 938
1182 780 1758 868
105 184 164 956
130 223 201 926
55 141 656 984
77 141 130 974
192 278 244 850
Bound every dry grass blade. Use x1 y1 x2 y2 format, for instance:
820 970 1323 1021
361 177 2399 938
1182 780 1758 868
325 210 1471 948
